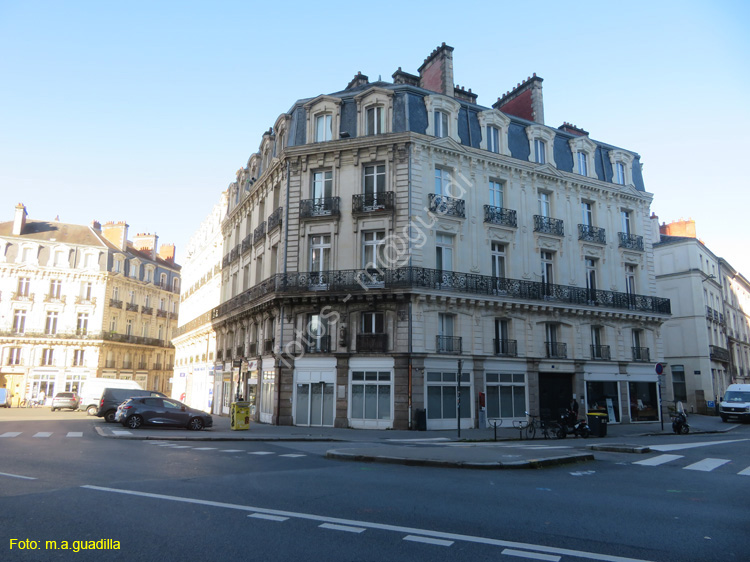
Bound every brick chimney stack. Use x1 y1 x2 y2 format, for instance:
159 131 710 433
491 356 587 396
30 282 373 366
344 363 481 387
493 74 545 124
158 243 175 262
134 232 159 260
418 43 454 95
101 221 129 251
90 220 101 231
346 71 369 90
12 203 27 236
660 218 697 238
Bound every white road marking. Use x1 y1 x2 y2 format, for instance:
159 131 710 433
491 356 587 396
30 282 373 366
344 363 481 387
634 454 683 466
404 535 453 546
80 485 657 562
738 467 750 476
279 454 306 458
649 439 749 452
684 458 731 472
0 471 36 480
170 446 192 449
320 523 366 533
386 437 451 442
248 513 288 522
248 451 275 455
111 430 132 436
193 447 217 451
220 449 244 453
503 548 561 561
66 432 83 437
33 432 52 438
0 432 22 438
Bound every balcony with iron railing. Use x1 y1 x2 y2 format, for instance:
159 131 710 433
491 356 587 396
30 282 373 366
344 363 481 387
545 341 568 358
300 197 341 219
44 294 66 304
110 299 123 309
618 232 644 251
356 333 388 352
156 309 168 318
153 363 163 370
11 292 34 302
493 339 518 357
303 335 330 354
709 345 730 363
75 296 96 305
254 221 267 244
534 216 564 236
222 254 230 268
236 346 244 358
122 361 132 369
428 194 465 218
578 224 606 244
263 339 275 354
229 246 239 264
138 362 147 370
241 234 253 254
247 342 257 356
267 207 283 231
352 192 395 214
141 306 153 315
105 360 116 368
632 347 650 362
483 205 517 228
216 350 223 361
126 303 139 312
436 336 462 354
591 345 611 360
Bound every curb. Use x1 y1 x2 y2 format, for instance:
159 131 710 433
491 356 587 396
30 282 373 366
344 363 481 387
588 443 651 454
94 426 342 442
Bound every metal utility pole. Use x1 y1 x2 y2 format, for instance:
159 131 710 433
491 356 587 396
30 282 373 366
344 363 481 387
457 359 462 439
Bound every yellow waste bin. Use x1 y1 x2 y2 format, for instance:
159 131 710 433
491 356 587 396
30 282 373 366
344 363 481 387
230 401 251 431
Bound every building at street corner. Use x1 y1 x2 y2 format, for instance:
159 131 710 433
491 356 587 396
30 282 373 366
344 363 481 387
0 204 181 405
654 218 750 414
171 190 228 414
202 43 671 429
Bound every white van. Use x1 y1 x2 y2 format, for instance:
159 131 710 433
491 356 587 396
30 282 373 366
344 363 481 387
80 378 142 415
719 384 750 423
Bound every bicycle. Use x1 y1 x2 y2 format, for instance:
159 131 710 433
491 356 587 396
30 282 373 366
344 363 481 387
514 412 558 439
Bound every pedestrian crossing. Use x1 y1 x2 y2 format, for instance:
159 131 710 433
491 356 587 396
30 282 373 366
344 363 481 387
143 441 307 459
0 431 83 439
634 453 749 476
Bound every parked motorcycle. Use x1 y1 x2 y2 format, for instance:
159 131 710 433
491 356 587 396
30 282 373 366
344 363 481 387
672 403 690 434
556 410 590 439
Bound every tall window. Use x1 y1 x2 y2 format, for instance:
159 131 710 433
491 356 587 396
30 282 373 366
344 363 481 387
363 164 386 204
129 290 136 305
494 319 514 356
486 373 526 419
362 231 386 269
434 110 448 137
113 287 120 301
487 125 500 153
21 247 34 263
591 326 604 359
126 319 133 336
625 264 637 295
53 249 65 267
361 312 384 334
110 316 117 332
13 309 26 334
312 170 333 200
436 234 453 271
621 210 632 235
365 106 384 135
73 349 85 367
17 277 30 297
113 259 121 273
438 313 454 338
50 279 62 299
585 258 597 293
41 348 54 366
538 192 551 217
672 365 687 402
306 313 329 352
315 114 332 142
9 348 22 365
615 162 626 185
81 281 92 301
434 167 452 196
581 202 593 226
491 242 506 278
541 251 554 286
534 139 546 164
351 371 391 421
489 180 503 208
45 311 58 335
309 235 331 273
577 151 588 176
77 313 89 335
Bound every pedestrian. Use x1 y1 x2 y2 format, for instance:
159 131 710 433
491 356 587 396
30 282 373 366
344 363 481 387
38 389 46 407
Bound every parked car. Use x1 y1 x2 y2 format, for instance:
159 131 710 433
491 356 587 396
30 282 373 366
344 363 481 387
97 388 166 423
115 397 213 431
50 392 81 411
80 378 142 416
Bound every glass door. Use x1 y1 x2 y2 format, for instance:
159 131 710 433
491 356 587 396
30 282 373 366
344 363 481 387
295 382 334 426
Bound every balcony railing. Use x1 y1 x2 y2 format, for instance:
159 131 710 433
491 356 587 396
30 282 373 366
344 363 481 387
267 207 283 231
154 363 163 370
156 309 167 318
122 361 132 369
546 341 568 358
437 336 462 354
105 361 116 368
110 299 123 309
357 333 388 352
229 246 239 264
591 345 611 360
534 215 564 236
618 232 644 251
247 342 257 356
483 205 517 228
11 292 34 302
241 234 253 254
429 194 465 218
632 347 650 362
216 350 223 361
578 224 606 244
303 335 330 354
44 294 66 304
213 267 672 318
141 306 153 315
300 197 341 219
493 339 518 357
709 345 730 363
126 303 139 312
236 346 244 358
352 192 395 214
254 221 267 244
138 362 147 370
263 339 274 354
222 254 230 268
75 296 96 305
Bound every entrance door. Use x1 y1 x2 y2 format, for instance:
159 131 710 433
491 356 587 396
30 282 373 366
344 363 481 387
295 382 334 426
538 373 573 421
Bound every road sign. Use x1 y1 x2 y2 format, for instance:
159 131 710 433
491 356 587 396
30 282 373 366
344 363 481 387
655 363 664 375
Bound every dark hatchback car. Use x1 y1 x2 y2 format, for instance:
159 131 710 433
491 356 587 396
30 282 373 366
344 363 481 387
115 397 213 431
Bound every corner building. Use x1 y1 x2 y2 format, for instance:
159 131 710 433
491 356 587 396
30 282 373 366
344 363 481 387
213 44 671 429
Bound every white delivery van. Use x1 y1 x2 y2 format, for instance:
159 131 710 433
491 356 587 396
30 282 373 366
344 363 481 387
80 378 142 415
719 384 750 423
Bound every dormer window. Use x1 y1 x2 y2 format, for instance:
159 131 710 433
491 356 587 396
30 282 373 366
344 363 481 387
434 110 449 138
615 162 625 185
366 106 384 135
527 125 556 167
424 95 461 142
315 114 332 142
487 126 500 153
534 139 546 164
568 135 597 178
577 152 588 176
608 149 634 186
355 87 393 138
478 109 511 155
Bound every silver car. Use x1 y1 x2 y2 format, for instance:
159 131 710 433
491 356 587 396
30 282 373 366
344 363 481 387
51 392 81 412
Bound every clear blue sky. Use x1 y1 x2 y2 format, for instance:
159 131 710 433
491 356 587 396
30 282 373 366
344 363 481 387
1 0 749 275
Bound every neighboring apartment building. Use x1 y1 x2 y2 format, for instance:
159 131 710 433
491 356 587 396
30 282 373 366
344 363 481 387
654 219 750 414
171 191 228 413
0 204 180 404
205 44 670 428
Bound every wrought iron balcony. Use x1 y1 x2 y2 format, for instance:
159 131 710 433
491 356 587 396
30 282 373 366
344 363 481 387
126 303 139 312
110 299 123 309
710 345 730 363
591 345 611 360
247 342 257 356
618 232 644 251
428 194 465 218
105 360 116 368
236 346 244 358
75 296 96 305
216 350 223 361
357 333 388 352
122 361 132 369
153 363 163 370
534 215 564 236
44 294 66 304
263 339 274 354
436 336 462 354
546 341 568 358
141 306 153 315
303 335 330 354
706 306 713 319
632 347 650 362
300 197 340 219
138 362 147 370
267 207 283 231
493 339 517 357
11 292 34 301
578 224 606 244
352 192 395 214
156 309 167 318
254 221 267 244
241 234 253 254
483 205 517 228
229 246 238 263
222 254 230 268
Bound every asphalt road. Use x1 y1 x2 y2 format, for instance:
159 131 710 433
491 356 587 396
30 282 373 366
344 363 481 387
1 413 748 562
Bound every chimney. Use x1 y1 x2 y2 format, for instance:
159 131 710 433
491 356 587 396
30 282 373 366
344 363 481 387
392 67 420 86
659 218 697 238
90 220 101 231
492 74 545 124
134 232 159 260
345 71 369 90
558 122 589 136
101 221 129 251
12 203 27 236
417 42 454 95
158 243 175 262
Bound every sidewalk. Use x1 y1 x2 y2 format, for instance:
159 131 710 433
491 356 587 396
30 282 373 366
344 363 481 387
94 413 740 470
